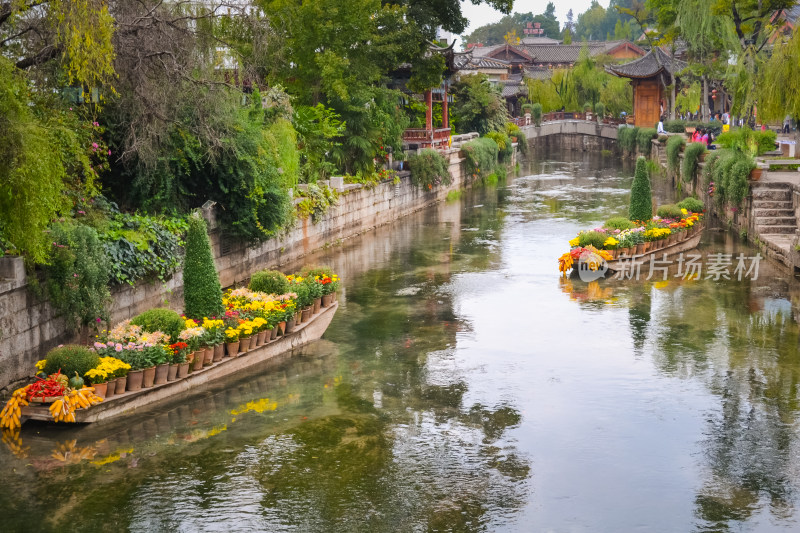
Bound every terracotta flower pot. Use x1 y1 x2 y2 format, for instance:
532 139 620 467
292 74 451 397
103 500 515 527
278 321 286 336
285 318 296 333
142 366 156 388
313 297 322 313
92 382 108 399
193 352 205 371
239 337 250 353
635 243 646 255
270 326 278 340
167 363 179 381
213 344 224 362
226 341 240 357
177 362 190 379
302 307 312 322
154 363 169 385
104 380 115 399
248 335 258 351
322 294 333 307
115 376 127 395
203 347 214 366
750 168 762 181
257 330 268 346
127 370 143 392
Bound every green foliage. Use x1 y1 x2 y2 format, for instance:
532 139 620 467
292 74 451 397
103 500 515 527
678 197 705 213
637 128 657 154
462 137 499 179
407 53 446 94
656 204 684 219
629 157 652 222
578 231 608 249
711 149 754 206
485 131 514 162
408 149 451 189
682 142 707 183
604 217 636 230
182 213 223 320
505 122 527 153
521 103 534 115
131 309 185 342
758 29 800 123
45 222 111 331
293 104 346 183
675 81 702 114
296 183 338 221
715 128 777 157
44 345 100 379
250 270 290 295
664 120 687 133
666 135 685 174
452 74 509 135
446 190 463 202
594 102 606 120
531 103 543 126
618 126 639 153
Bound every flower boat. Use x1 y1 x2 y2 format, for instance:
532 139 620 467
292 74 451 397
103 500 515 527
558 206 705 277
2 269 341 428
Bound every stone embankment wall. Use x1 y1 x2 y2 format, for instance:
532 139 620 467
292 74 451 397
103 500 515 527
651 139 800 272
0 149 469 391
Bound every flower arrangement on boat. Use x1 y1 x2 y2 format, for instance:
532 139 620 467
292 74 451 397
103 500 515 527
1 267 341 428
558 203 704 276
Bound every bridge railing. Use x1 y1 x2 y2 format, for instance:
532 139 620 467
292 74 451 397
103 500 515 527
402 127 452 150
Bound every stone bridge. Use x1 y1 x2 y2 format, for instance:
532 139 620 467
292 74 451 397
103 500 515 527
520 119 619 151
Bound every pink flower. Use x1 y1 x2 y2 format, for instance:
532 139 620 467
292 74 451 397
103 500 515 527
92 142 98 151
93 121 99 127
108 149 111 155
96 317 102 323
73 273 78 278
115 344 123 352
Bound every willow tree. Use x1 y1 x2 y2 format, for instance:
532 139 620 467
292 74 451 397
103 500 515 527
758 30 800 142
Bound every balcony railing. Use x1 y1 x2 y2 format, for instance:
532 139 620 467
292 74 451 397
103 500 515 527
402 128 452 149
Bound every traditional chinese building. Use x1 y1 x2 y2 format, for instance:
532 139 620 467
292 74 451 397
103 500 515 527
608 47 687 128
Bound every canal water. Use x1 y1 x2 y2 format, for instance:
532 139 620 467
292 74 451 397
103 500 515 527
2 152 800 532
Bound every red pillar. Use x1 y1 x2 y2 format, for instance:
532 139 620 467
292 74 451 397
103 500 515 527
425 90 433 132
442 83 449 130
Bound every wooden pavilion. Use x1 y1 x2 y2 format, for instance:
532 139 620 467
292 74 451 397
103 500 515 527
608 47 686 128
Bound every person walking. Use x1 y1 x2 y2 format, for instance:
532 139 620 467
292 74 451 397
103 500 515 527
657 116 666 134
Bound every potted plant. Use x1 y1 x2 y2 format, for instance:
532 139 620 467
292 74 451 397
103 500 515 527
225 327 241 357
168 342 189 381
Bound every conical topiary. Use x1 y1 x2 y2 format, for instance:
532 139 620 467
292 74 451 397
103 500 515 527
628 156 652 222
183 212 224 320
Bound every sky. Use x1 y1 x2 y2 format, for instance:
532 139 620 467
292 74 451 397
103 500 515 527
458 0 597 40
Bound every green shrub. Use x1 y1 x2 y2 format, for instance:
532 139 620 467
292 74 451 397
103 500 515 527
531 103 542 126
485 131 514 162
664 120 686 133
618 125 639 152
131 308 185 341
703 150 722 185
715 128 777 156
578 231 608 249
408 149 451 189
249 269 289 295
44 345 100 378
594 102 606 120
629 156 652 221
711 149 754 206
682 142 706 183
182 213 224 320
656 204 683 219
45 222 111 332
521 103 533 115
462 137 499 179
678 197 704 213
666 135 685 174
506 122 527 153
637 128 657 154
604 216 636 230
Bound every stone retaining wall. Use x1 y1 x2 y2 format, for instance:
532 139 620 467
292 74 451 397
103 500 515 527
0 149 468 391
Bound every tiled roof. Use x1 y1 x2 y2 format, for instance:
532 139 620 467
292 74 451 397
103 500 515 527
521 36 560 45
523 67 553 80
608 47 687 79
469 40 644 66
501 84 527 98
461 56 511 70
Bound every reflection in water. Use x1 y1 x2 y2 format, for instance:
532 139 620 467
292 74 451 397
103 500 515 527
2 152 800 531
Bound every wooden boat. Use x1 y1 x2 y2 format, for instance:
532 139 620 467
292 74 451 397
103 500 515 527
571 226 704 277
21 302 338 424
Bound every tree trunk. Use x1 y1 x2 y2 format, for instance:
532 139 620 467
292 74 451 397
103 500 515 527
670 80 676 121
702 76 709 122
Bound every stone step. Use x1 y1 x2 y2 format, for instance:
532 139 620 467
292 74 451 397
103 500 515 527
751 188 793 201
756 225 797 234
754 208 795 217
752 200 793 210
752 181 792 190
754 216 797 226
